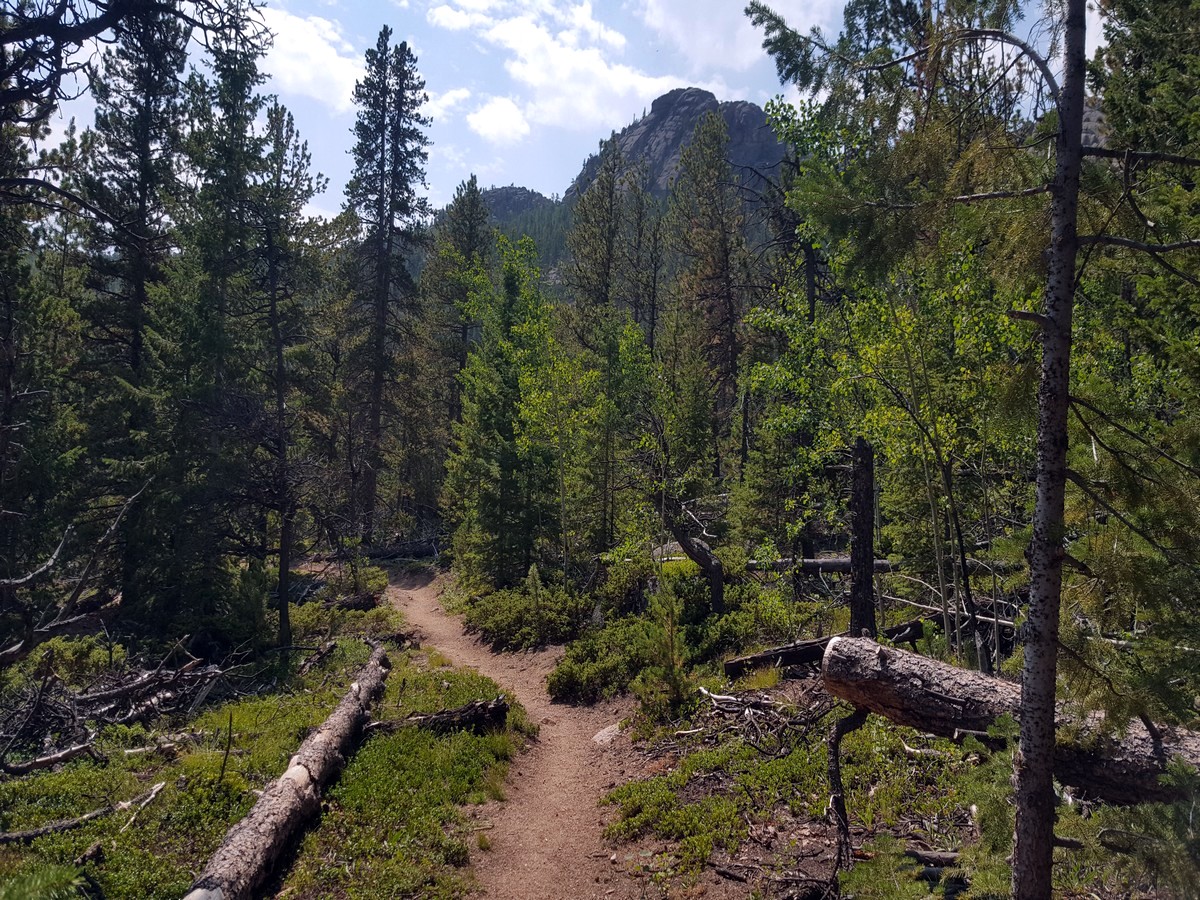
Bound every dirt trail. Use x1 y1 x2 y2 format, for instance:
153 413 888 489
388 571 646 900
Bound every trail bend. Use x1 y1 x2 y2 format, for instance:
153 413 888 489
388 571 644 900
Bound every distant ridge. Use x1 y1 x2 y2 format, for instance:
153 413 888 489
479 185 556 225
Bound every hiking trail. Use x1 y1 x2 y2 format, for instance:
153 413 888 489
388 570 646 900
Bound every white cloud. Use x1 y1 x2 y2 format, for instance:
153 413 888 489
423 1 735 136
423 86 472 121
639 0 842 73
427 4 492 30
261 7 362 114
482 14 680 128
1085 0 1106 59
467 96 530 144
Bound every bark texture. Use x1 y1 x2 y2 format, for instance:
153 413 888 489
182 645 391 900
822 638 1200 806
850 436 876 638
723 616 932 678
1016 0 1087 894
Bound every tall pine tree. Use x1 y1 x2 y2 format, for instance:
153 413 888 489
344 26 430 545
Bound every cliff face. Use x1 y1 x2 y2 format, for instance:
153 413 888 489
566 87 785 199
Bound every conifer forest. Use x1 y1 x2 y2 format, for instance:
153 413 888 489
3 1 1200 898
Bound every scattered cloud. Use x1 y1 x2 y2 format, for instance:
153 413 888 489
427 4 491 30
261 7 362 114
638 0 842 73
425 1 689 133
423 86 472 121
467 96 530 144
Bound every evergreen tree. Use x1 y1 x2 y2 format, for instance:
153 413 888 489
443 238 557 589
246 100 326 650
344 26 430 544
78 5 189 611
667 112 756 479
141 23 270 636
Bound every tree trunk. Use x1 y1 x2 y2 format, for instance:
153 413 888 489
821 638 1197 806
676 533 725 614
828 707 869 869
1015 1 1086 895
850 437 876 638
723 616 932 678
182 645 390 900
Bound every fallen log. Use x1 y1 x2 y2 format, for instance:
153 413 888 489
323 590 378 612
367 695 509 737
747 557 893 574
821 637 1200 805
723 616 935 679
1 740 98 776
182 643 391 900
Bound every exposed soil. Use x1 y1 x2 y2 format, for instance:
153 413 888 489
387 570 648 900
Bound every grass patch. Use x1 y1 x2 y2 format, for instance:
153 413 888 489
277 662 524 899
1 626 525 900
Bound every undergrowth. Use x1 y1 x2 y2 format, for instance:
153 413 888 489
0 601 528 899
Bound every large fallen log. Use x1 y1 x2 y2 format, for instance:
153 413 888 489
746 557 893 574
182 644 391 900
723 616 934 679
822 637 1200 805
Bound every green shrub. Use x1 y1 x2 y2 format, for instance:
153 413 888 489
547 617 652 703
0 864 85 900
462 566 582 650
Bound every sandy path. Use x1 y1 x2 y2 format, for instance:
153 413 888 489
388 571 645 900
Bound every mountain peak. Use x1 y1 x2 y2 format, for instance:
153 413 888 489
566 86 784 199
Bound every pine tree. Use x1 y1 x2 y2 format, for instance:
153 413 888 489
344 26 430 544
247 100 326 650
443 238 557 589
667 112 756 479
78 5 189 611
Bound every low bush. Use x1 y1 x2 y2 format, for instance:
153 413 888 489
1 632 526 900
462 566 583 650
547 616 653 703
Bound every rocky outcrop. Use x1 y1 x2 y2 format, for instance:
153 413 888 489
566 87 786 200
480 185 556 225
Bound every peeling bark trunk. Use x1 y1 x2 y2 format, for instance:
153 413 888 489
182 645 390 900
822 638 1200 806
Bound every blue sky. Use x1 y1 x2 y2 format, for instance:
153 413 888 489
46 0 1105 217
236 0 842 214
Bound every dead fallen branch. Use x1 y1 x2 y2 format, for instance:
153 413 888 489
692 682 834 758
182 644 391 900
367 696 509 736
0 781 165 845
822 637 1200 804
1 740 98 776
295 640 337 677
